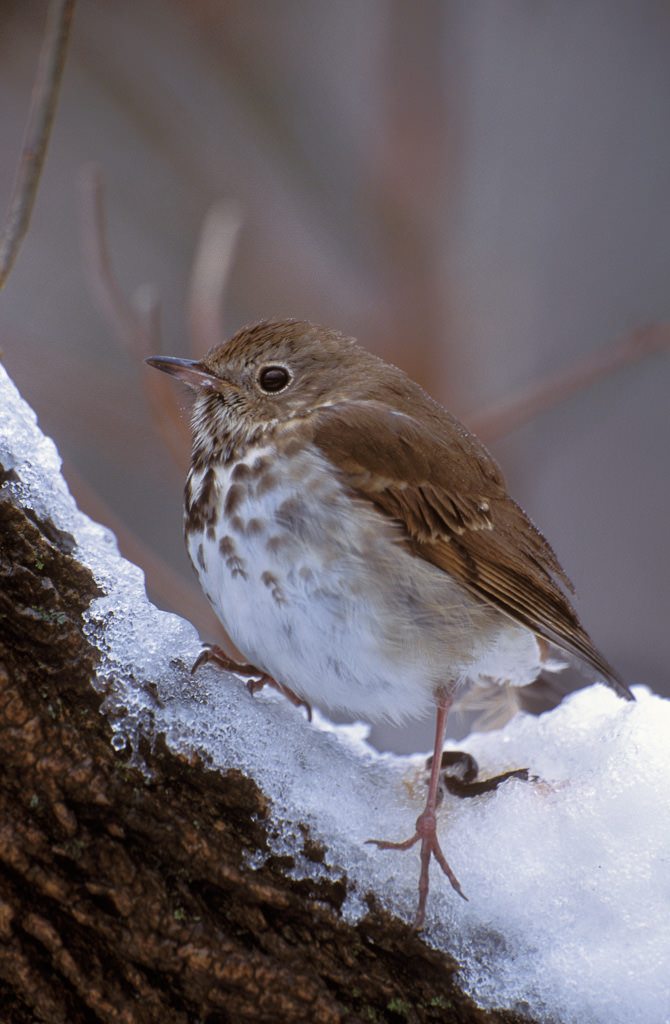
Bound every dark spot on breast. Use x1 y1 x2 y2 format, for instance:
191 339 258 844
255 470 279 498
232 454 272 484
246 517 265 537
224 483 245 517
261 571 285 604
266 534 292 555
186 467 218 533
219 536 235 557
196 543 206 570
218 535 248 580
276 495 305 530
252 455 270 474
200 467 217 505
231 462 252 482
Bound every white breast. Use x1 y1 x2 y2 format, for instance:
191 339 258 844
185 445 543 723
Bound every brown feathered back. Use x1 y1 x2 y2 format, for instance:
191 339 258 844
312 398 632 699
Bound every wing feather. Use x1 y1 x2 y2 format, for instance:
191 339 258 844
311 400 631 698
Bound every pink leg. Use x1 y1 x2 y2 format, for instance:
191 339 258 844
367 694 466 928
192 643 312 720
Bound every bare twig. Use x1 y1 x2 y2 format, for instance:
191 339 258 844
78 164 157 357
0 0 77 292
132 283 162 356
78 163 191 466
187 198 244 354
79 166 669 473
77 170 248 654
469 322 670 443
79 172 247 469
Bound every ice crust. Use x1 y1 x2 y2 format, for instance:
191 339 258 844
2 361 668 1024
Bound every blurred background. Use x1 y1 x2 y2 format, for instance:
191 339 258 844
1 0 668 752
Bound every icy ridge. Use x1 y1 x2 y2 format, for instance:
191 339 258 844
2 362 668 1024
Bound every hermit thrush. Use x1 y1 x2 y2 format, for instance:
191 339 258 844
147 319 633 927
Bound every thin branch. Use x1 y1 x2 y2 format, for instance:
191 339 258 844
78 163 157 357
469 322 670 443
133 283 193 464
0 0 77 292
78 163 191 467
132 283 163 357
187 198 244 354
77 175 246 655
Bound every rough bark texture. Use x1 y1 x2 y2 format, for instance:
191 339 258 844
0 470 529 1023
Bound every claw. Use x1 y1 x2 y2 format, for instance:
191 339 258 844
191 642 259 677
367 804 467 929
366 694 465 928
192 644 312 720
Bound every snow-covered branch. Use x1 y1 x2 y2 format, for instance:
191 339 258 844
1 363 667 1024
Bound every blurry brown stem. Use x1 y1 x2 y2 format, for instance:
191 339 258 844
187 198 244 355
469 322 670 444
78 163 157 357
132 283 162 352
78 164 191 467
0 0 77 292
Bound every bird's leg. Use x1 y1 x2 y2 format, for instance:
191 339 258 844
191 643 312 720
367 693 466 929
191 642 259 678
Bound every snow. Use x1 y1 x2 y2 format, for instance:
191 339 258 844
2 361 669 1024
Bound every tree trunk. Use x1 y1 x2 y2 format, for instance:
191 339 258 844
0 454 529 1024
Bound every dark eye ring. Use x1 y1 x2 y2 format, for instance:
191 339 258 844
258 365 291 393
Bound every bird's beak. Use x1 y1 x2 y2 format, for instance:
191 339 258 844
145 356 221 390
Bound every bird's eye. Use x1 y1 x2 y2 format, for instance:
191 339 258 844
258 365 291 393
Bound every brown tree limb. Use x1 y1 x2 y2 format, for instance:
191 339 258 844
469 321 670 443
78 163 191 467
0 444 526 1024
187 197 244 354
0 0 77 292
77 163 157 360
78 168 250 656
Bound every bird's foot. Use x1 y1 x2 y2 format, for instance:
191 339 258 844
191 644 312 720
367 806 467 930
191 642 258 678
246 673 313 721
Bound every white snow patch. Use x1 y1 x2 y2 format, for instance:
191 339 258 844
2 362 668 1024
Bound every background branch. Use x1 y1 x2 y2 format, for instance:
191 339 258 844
0 0 76 292
187 198 244 354
470 322 670 443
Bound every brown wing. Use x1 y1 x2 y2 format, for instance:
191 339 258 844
311 400 632 698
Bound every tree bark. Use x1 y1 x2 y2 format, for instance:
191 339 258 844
0 462 527 1023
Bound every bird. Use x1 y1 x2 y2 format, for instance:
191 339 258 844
146 318 633 928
